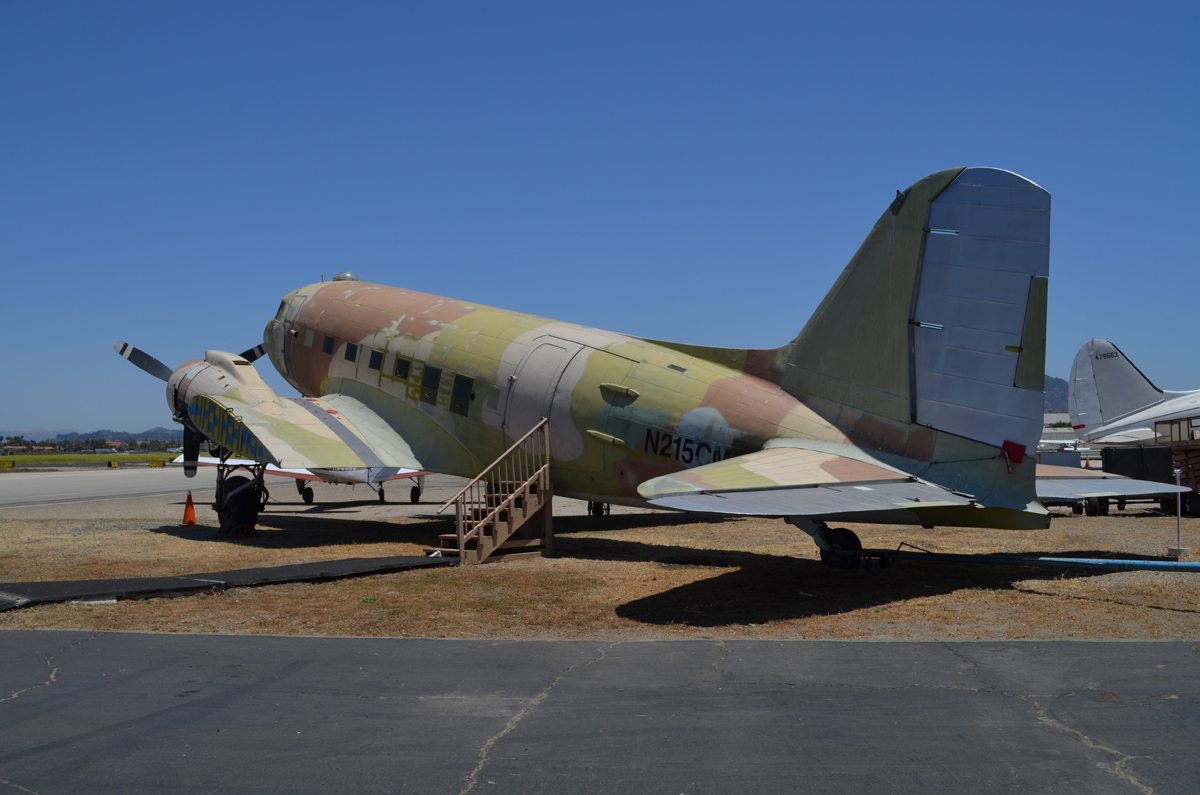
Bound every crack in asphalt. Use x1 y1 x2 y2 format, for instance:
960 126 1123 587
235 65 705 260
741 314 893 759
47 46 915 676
0 778 38 794
941 642 990 690
459 643 616 795
1021 694 1155 794
943 644 1156 795
711 639 730 674
0 635 96 706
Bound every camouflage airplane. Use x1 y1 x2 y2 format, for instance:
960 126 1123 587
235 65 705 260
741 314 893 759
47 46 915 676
117 166 1116 558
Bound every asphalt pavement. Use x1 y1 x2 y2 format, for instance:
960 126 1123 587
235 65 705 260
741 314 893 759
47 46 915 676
1 631 1196 793
0 467 218 509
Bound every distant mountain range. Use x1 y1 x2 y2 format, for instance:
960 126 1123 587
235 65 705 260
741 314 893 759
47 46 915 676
1 427 183 442
1044 375 1069 413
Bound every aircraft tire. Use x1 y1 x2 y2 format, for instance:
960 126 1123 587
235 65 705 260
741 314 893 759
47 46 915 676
819 527 862 570
217 475 259 536
1084 498 1101 517
1072 501 1084 515
410 486 420 504
379 488 386 503
302 486 314 505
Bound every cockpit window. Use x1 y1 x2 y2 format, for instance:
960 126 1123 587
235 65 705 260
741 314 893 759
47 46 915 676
368 350 383 371
345 343 358 363
275 301 287 321
322 336 335 355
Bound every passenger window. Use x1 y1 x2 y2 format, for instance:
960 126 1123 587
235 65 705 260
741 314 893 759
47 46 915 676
368 350 383 371
451 375 473 416
345 343 358 363
394 357 411 380
322 336 334 355
421 367 442 405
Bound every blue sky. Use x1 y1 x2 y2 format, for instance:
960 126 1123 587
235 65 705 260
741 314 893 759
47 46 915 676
2 2 1197 433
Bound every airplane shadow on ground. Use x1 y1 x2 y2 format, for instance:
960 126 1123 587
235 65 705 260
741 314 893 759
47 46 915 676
550 534 1175 627
146 508 1191 625
147 507 736 548
147 514 456 548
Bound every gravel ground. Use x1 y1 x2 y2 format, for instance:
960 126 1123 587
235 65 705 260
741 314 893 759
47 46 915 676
1 478 1198 640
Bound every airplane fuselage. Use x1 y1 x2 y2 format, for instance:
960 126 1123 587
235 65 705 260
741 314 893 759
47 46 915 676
264 279 846 506
1078 391 1200 443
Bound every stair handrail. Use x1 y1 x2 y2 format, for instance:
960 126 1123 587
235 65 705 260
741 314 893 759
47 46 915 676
437 417 550 514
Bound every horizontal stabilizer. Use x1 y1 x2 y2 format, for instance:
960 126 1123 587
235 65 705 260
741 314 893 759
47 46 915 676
637 444 972 517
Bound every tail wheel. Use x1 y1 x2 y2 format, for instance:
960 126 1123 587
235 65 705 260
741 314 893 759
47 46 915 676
820 527 862 570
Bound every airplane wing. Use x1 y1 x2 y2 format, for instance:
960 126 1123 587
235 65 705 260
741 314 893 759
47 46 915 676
1035 464 1190 503
186 391 424 473
1089 428 1155 444
171 455 426 483
637 443 973 517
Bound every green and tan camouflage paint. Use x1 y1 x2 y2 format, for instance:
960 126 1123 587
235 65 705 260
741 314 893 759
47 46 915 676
257 166 1046 529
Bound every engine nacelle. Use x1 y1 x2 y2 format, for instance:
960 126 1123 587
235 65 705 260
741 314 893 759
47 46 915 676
167 351 282 436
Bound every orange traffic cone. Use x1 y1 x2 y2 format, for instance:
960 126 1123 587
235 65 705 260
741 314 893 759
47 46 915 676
182 490 197 526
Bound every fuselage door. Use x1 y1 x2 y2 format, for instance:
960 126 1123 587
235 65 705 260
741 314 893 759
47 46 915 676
505 339 583 442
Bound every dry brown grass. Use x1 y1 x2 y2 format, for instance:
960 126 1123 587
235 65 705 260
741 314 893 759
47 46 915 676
3 507 1200 640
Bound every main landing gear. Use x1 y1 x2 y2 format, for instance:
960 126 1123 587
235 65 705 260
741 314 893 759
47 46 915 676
786 517 863 570
410 475 425 505
295 478 314 505
214 459 268 536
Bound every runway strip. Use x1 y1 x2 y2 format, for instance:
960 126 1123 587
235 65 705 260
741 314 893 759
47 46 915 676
0 632 1194 793
0 468 217 509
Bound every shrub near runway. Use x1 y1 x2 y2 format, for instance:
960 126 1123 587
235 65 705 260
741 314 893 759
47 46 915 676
0 453 176 467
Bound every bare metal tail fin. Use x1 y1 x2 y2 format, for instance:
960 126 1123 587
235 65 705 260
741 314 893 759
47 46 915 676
782 167 1051 457
1068 340 1164 435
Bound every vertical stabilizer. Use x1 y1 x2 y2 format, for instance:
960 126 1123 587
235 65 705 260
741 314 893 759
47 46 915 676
783 167 1051 454
1068 339 1164 431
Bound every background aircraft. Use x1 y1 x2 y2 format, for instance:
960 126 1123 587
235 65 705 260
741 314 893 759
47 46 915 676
1069 339 1200 444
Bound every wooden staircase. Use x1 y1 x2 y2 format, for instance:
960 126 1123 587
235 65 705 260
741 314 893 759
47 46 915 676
430 419 553 564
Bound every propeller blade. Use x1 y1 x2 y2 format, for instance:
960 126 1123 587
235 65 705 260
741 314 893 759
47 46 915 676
113 341 173 382
240 343 268 363
183 426 200 478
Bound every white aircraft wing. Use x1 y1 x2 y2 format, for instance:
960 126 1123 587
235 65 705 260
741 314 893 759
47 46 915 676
172 455 427 484
1035 464 1190 503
